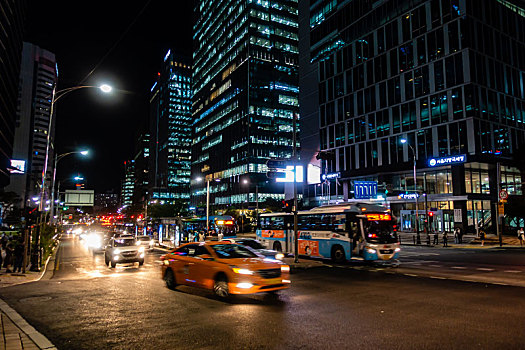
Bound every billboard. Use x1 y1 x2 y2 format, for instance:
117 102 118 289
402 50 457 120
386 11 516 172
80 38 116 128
65 190 94 206
9 160 26 174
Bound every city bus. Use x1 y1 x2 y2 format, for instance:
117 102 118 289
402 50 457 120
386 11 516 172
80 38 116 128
256 203 400 263
182 215 237 239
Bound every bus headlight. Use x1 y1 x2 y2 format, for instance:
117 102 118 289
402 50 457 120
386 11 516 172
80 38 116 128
275 253 284 260
366 248 377 254
232 268 253 275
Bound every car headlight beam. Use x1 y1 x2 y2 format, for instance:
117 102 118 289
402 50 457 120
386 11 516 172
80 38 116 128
113 248 121 255
232 268 254 275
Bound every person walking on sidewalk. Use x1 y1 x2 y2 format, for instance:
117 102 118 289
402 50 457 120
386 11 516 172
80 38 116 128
479 229 486 246
3 238 14 273
13 237 24 273
442 231 448 247
518 227 524 247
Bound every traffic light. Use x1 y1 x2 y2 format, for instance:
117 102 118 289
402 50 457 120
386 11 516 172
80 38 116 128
428 211 434 217
282 199 294 213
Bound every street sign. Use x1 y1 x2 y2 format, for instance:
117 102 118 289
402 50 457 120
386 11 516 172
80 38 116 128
498 203 505 216
499 190 508 201
266 159 287 169
354 181 378 199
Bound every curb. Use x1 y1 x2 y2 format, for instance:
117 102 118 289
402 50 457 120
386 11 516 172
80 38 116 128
0 298 57 349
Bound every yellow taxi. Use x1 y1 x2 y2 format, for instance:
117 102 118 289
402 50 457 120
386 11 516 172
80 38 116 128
161 241 290 298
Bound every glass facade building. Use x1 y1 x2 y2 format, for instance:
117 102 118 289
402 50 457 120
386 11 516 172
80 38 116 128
310 0 525 232
149 51 192 203
192 0 299 208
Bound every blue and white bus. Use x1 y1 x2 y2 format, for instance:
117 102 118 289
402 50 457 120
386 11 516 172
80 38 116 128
256 203 400 263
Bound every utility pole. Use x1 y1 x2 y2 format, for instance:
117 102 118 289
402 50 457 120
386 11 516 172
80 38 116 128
496 163 502 247
293 113 299 263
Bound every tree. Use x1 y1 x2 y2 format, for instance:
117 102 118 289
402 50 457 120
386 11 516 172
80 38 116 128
0 191 21 226
148 200 189 218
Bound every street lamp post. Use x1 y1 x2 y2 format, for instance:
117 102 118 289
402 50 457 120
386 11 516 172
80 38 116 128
401 138 420 244
32 83 112 271
50 150 88 224
196 177 219 235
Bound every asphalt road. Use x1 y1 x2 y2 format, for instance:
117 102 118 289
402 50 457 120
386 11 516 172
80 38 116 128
1 236 525 349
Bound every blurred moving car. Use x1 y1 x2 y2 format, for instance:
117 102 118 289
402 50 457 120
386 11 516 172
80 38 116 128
85 232 108 253
224 238 284 260
104 237 145 268
136 235 155 250
161 242 290 298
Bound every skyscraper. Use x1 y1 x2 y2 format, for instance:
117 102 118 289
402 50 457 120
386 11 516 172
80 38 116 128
310 0 525 232
192 0 300 209
121 160 135 208
7 42 57 208
149 51 192 204
0 0 27 188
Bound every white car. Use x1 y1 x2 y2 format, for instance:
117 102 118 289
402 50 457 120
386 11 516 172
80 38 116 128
104 237 145 268
136 235 155 250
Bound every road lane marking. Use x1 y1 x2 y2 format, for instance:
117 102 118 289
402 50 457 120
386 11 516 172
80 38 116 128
504 270 522 273
403 273 418 277
429 276 447 280
451 266 467 269
476 268 495 271
429 265 442 268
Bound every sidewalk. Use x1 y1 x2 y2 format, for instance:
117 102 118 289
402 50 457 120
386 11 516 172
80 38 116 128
398 231 525 249
0 246 58 349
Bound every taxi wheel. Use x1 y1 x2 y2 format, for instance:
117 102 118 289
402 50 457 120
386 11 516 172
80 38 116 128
111 260 117 268
331 245 345 263
213 280 229 299
104 257 109 266
164 269 177 290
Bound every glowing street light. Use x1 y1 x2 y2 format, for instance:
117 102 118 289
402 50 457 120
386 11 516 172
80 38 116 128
99 84 112 93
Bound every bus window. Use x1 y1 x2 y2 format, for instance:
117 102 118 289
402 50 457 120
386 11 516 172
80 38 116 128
260 216 284 230
364 220 398 244
298 214 346 233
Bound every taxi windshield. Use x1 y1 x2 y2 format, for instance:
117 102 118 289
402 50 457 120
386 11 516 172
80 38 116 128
364 221 398 244
211 244 258 258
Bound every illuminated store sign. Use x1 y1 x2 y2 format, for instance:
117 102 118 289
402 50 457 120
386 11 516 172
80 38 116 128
428 155 466 167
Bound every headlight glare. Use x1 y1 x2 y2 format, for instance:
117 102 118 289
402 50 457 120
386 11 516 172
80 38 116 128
232 268 253 275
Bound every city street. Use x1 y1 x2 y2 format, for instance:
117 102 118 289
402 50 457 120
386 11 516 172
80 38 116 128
0 236 524 349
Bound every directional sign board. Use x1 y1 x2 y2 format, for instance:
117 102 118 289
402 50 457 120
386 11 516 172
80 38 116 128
266 159 288 169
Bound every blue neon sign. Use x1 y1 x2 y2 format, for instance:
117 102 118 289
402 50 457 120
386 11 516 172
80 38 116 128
428 154 466 167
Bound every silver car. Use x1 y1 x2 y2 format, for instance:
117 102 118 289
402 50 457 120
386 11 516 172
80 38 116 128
136 235 155 250
104 237 145 268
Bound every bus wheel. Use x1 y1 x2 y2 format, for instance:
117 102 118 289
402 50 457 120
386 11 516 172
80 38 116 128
273 241 282 252
331 245 345 263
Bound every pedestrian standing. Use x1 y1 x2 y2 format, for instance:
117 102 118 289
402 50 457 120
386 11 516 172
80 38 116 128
218 231 224 241
518 227 524 247
13 238 24 273
198 231 205 242
480 229 486 246
454 228 459 244
442 231 448 247
458 227 463 244
3 239 13 273
433 230 439 245
189 231 194 243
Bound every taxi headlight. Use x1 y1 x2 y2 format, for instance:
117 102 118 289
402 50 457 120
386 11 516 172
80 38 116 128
232 268 253 275
366 248 377 254
275 253 284 260
113 248 121 255
236 283 253 289
280 265 290 272
395 247 401 252
138 246 145 253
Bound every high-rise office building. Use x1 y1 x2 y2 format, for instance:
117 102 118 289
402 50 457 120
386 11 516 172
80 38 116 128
149 50 192 204
0 0 26 188
132 132 150 208
192 0 300 208
7 42 57 208
310 0 525 232
121 160 135 208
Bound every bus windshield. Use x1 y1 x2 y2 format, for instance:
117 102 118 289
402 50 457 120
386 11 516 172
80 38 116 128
364 220 398 244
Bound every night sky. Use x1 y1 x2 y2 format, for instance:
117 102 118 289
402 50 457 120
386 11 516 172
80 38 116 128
24 1 193 193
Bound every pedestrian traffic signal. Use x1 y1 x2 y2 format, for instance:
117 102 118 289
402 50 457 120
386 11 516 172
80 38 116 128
428 211 434 217
282 199 294 213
